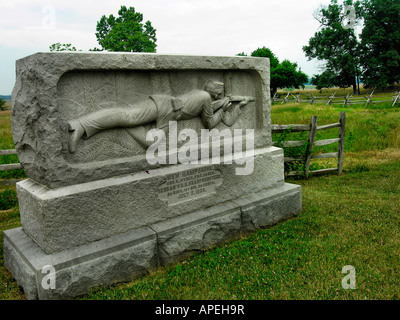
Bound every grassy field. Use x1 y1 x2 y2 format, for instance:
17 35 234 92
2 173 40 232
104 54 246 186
0 90 399 300
0 109 26 181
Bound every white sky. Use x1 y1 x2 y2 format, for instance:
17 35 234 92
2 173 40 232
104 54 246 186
0 0 333 95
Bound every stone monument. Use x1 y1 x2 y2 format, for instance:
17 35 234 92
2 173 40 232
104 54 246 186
3 52 302 299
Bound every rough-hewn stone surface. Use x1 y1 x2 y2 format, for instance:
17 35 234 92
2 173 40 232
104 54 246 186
238 183 303 233
152 202 242 265
12 52 271 189
5 183 301 300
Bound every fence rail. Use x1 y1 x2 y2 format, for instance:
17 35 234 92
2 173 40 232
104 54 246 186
272 91 400 107
272 111 346 179
0 149 23 186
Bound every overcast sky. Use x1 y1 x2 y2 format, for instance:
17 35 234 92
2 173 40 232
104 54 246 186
0 0 333 95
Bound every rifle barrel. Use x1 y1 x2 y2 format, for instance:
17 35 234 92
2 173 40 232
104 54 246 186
229 96 255 102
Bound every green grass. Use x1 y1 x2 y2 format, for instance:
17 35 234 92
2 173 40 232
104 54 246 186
0 184 23 300
0 102 400 300
271 102 400 172
0 111 14 149
0 110 26 180
77 155 400 300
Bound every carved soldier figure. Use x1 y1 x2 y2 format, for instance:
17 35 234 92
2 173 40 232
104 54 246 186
67 80 253 152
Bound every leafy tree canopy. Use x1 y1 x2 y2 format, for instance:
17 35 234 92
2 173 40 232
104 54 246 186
49 43 77 51
311 71 337 90
303 0 362 93
49 6 156 53
238 47 308 95
305 0 400 91
250 47 280 68
95 6 157 52
359 0 400 88
273 60 309 92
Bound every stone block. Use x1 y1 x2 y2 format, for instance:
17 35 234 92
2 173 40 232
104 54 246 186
238 183 302 233
4 182 301 300
151 202 242 265
4 226 158 300
11 52 271 189
17 146 284 254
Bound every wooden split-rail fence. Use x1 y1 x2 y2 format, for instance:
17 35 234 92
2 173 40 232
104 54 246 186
272 111 346 179
1 113 346 184
273 91 400 107
0 149 23 186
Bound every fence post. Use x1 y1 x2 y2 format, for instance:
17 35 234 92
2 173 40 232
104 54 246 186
281 92 290 104
338 111 346 175
292 93 301 103
392 92 400 106
326 92 336 106
343 93 353 107
304 116 318 179
364 90 374 107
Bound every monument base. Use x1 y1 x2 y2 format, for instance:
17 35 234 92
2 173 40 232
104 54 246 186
16 147 286 254
4 183 301 300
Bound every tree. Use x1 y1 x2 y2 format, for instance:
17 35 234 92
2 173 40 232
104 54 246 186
0 98 6 111
49 43 77 51
303 0 362 94
95 6 157 52
311 71 336 90
238 47 308 95
250 47 279 69
273 60 309 93
358 0 400 89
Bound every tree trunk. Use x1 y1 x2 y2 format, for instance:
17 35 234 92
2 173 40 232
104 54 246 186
352 75 360 95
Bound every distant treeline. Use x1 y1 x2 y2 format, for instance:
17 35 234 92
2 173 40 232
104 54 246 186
0 95 11 101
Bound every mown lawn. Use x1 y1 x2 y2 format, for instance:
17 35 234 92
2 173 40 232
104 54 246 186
74 151 399 300
0 97 399 300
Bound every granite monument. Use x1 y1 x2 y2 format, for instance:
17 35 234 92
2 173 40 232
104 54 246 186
4 52 302 299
